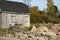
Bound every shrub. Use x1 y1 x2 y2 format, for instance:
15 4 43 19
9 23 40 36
24 26 32 31
0 28 8 36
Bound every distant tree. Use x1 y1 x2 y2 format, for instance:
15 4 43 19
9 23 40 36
30 6 39 15
53 5 58 17
54 5 58 13
30 6 41 23
47 0 55 17
58 14 60 18
24 0 31 7
39 11 43 14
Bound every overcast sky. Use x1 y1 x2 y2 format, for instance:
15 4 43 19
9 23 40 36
9 0 60 10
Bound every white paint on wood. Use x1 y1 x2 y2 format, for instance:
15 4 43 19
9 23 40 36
1 11 30 28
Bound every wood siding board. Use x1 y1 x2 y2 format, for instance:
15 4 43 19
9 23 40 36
1 11 30 28
0 11 2 28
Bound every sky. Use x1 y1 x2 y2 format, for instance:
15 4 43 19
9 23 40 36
8 0 60 10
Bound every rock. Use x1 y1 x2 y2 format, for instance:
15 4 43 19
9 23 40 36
1 24 60 40
49 36 57 40
15 32 22 39
6 34 14 38
31 26 36 32
35 33 41 37
10 23 15 27
44 37 49 40
46 31 57 36
40 32 47 36
0 36 19 40
15 32 28 39
36 26 48 32
57 32 60 36
49 29 58 35
57 36 60 40
39 37 46 40
55 24 60 30
11 37 19 40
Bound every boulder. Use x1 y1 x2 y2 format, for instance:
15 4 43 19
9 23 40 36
55 24 60 30
57 32 60 36
31 26 36 32
6 34 14 38
49 36 57 40
46 31 57 36
0 37 19 40
39 37 47 40
36 26 48 32
15 32 27 39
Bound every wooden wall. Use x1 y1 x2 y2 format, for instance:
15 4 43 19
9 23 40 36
1 11 30 28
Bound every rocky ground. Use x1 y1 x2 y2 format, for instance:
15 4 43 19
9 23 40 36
0 24 60 40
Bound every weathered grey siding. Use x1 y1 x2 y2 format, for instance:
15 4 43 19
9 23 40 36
2 12 8 28
0 11 2 28
2 11 30 28
15 14 30 27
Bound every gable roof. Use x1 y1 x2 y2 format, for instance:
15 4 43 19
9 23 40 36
0 1 30 13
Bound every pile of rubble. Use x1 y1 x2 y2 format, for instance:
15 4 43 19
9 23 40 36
0 24 60 40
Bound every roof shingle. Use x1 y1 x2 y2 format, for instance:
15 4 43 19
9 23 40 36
0 1 30 13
